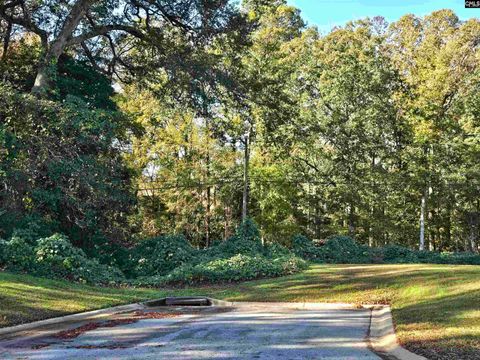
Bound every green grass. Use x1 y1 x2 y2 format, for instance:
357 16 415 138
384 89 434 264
2 264 479 359
0 272 156 327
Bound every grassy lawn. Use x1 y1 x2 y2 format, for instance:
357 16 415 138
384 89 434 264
1 264 479 359
0 272 160 328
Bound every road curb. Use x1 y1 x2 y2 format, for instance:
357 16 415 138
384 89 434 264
0 302 145 338
208 297 235 307
367 305 427 360
0 298 428 360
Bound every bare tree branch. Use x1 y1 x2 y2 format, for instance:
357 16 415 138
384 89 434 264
0 1 48 48
1 19 12 60
80 41 109 75
67 24 146 46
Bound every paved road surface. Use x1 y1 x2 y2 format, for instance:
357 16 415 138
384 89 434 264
0 303 381 359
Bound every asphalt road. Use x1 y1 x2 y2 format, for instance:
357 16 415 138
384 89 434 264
0 303 381 359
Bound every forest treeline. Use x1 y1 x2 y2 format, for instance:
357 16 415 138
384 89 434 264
0 0 479 257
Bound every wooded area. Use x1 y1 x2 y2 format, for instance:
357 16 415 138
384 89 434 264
0 0 479 257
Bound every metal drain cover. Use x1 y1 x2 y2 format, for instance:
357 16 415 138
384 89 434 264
165 297 211 306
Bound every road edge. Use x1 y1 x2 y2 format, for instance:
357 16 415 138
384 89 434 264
367 305 427 360
0 302 145 338
0 297 430 360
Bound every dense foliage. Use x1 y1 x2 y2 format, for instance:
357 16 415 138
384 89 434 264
0 219 308 285
0 233 125 284
294 235 480 265
131 234 195 277
117 6 479 253
133 254 307 287
0 0 479 287
131 219 307 286
1 219 478 287
0 85 134 248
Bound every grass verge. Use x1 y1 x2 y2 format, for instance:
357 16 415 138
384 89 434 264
1 264 479 359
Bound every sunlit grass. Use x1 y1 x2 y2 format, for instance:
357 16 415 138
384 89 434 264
1 264 479 359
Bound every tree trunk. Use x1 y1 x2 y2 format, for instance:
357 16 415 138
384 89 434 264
307 183 311 234
445 204 451 252
224 205 233 240
241 125 250 221
1 21 12 61
32 59 58 96
314 200 321 239
467 212 479 253
348 203 355 238
368 204 374 247
205 189 211 246
205 116 211 248
31 0 94 95
419 195 426 251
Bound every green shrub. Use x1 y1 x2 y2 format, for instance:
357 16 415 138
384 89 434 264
207 218 264 258
291 234 371 263
236 218 261 242
90 238 135 277
377 245 416 263
35 234 84 266
34 234 125 284
0 239 6 266
73 258 125 285
1 218 307 287
264 242 291 257
130 220 308 287
438 252 480 265
132 254 307 287
131 234 195 277
10 226 41 245
2 235 36 271
291 235 321 260
309 237 480 265
0 233 124 284
317 235 371 264
369 245 480 265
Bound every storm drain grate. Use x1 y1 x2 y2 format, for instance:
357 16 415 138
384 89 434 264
145 297 212 307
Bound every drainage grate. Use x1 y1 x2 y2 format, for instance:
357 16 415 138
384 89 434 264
166 297 210 306
145 297 212 307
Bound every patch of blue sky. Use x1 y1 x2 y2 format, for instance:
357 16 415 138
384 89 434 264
287 0 478 33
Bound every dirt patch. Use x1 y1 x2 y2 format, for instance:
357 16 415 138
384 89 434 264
54 322 102 340
131 310 182 319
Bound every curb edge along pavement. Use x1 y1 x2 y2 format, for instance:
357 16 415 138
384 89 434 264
368 305 428 360
0 302 145 338
0 297 428 360
0 296 226 338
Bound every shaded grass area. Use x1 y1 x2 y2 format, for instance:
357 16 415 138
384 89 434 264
2 265 480 359
0 272 195 328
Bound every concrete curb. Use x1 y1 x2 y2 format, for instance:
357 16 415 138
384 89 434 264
367 305 427 360
0 302 145 338
208 297 234 307
0 297 428 360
